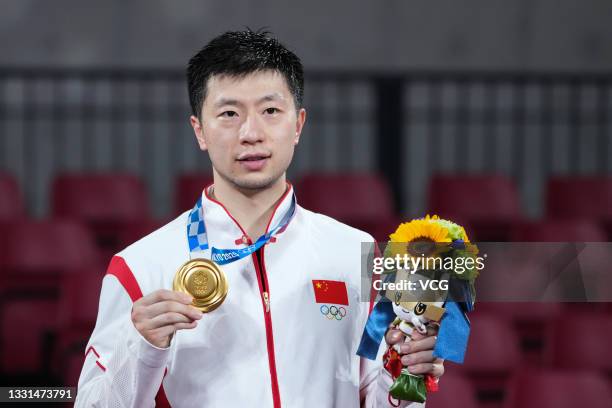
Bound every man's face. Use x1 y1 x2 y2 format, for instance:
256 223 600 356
190 70 306 191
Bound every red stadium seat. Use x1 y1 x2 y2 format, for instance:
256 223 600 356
511 219 607 242
51 173 151 255
460 314 521 403
546 176 612 220
474 302 561 325
463 314 521 373
546 176 612 240
0 222 99 375
547 313 612 372
57 271 103 330
504 370 612 408
174 173 213 214
0 172 24 220
0 298 58 373
296 173 398 240
426 373 479 408
427 174 523 241
473 302 562 365
0 220 99 294
64 349 86 387
51 265 105 386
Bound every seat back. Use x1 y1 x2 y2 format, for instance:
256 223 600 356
546 176 612 220
511 220 608 242
505 370 612 408
297 173 395 222
52 173 150 222
428 174 522 223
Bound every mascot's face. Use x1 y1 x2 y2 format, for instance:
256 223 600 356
392 297 445 325
392 300 417 321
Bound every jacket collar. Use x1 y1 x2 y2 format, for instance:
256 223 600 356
200 182 294 245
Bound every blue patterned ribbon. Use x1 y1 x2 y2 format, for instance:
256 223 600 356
187 192 296 265
433 301 470 364
357 300 396 360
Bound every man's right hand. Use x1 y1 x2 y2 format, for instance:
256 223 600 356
131 289 203 348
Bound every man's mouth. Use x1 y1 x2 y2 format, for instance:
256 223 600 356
237 153 271 170
239 156 268 161
237 153 271 161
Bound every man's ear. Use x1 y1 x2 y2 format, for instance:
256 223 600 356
294 108 307 145
190 115 207 151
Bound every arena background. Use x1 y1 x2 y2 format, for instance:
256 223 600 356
0 1 611 407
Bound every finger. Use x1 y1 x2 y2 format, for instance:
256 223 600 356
399 336 437 354
409 325 438 341
146 312 195 329
149 325 178 343
173 320 198 331
385 329 406 345
407 361 445 377
138 289 193 307
400 350 434 366
144 301 203 320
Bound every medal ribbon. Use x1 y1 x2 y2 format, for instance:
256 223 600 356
186 191 296 265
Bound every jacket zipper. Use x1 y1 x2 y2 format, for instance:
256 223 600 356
254 249 270 312
252 246 281 407
203 185 289 408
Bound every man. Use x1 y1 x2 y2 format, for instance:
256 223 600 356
75 30 443 407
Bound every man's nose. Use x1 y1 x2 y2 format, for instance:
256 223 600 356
238 113 264 143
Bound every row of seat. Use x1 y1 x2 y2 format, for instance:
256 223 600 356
2 172 612 244
427 369 612 408
423 307 612 408
1 300 611 405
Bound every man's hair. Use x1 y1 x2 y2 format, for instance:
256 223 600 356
187 29 304 118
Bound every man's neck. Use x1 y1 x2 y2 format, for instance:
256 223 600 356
210 176 288 240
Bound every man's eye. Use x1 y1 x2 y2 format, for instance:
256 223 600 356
220 111 237 118
264 107 279 114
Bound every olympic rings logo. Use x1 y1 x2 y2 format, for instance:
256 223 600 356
320 305 347 320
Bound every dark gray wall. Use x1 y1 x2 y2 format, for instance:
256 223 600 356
1 0 611 70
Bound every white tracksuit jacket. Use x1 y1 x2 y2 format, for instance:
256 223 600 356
75 185 423 407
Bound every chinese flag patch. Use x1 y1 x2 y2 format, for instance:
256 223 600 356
312 280 349 305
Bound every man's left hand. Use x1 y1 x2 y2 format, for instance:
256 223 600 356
385 326 445 378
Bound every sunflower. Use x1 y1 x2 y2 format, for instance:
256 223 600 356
389 215 451 244
388 215 452 258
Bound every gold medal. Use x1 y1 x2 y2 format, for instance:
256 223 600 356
173 259 228 313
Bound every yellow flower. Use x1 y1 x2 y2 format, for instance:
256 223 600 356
460 226 470 243
388 216 452 259
389 217 451 244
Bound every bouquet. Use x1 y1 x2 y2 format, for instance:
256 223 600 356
358 215 481 404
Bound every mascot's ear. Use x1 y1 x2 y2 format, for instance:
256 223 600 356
424 304 445 322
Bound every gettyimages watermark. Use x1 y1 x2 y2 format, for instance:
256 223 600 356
371 251 486 292
360 241 612 303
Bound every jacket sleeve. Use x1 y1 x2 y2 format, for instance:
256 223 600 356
74 272 170 407
358 317 425 408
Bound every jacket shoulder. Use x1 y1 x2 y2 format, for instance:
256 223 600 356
298 206 375 244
